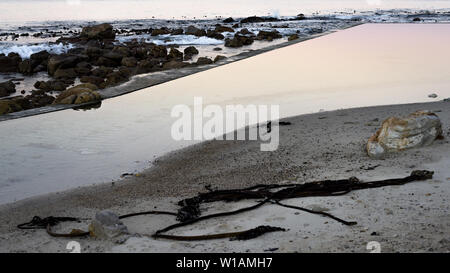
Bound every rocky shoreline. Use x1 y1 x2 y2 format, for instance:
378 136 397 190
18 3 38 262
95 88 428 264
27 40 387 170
0 17 361 121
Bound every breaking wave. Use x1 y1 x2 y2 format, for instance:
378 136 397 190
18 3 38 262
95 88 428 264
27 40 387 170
0 43 74 59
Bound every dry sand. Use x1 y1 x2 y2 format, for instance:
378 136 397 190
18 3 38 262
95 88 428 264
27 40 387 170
0 100 449 253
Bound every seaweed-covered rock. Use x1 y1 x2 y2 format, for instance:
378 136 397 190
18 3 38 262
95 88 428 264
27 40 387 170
367 110 443 158
213 55 227 63
196 57 213 65
288 34 299 41
54 83 101 104
0 100 22 115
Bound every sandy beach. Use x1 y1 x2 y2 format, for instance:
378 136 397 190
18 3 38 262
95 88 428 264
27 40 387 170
0 100 448 253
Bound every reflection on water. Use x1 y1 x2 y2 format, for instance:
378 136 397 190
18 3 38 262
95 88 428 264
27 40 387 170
0 24 450 204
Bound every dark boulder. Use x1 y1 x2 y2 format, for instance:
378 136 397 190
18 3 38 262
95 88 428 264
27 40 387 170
18 59 34 74
0 81 16 97
206 30 225 40
137 58 161 73
121 57 138 67
196 57 213 65
151 27 171 36
34 80 68 91
213 55 226 63
225 34 254 47
92 66 113 78
223 17 235 23
80 23 115 40
171 28 184 35
288 34 299 41
53 68 77 79
183 46 199 60
80 75 105 86
256 30 282 41
0 53 21 72
148 45 167 58
162 60 188 70
185 25 206 37
215 25 234 33
241 16 279 24
47 54 83 76
168 48 183 61
30 50 50 64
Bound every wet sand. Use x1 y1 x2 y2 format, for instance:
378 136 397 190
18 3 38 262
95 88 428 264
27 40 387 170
0 100 449 253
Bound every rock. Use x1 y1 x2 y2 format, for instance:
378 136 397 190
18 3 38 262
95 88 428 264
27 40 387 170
206 30 225 40
80 75 105 86
151 27 171 36
367 110 443 158
30 50 50 64
53 68 77 79
121 57 137 67
288 34 299 41
183 46 199 60
88 210 128 240
213 55 226 63
428 93 438 98
223 17 235 23
137 58 161 73
34 80 68 91
102 67 132 88
18 59 35 74
26 90 55 107
238 28 253 36
54 83 101 104
241 16 279 24
215 25 234 33
74 61 92 76
413 17 421 22
47 54 82 76
96 56 118 67
148 45 167 58
296 13 306 20
171 28 184 35
185 25 206 37
196 57 213 65
225 34 254 48
91 66 113 78
256 30 282 41
162 60 188 70
0 81 16 97
0 100 22 115
84 46 104 60
80 23 115 40
167 48 183 61
0 54 21 72
213 47 222 51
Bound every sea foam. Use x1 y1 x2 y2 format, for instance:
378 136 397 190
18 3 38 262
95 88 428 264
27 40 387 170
0 43 74 59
